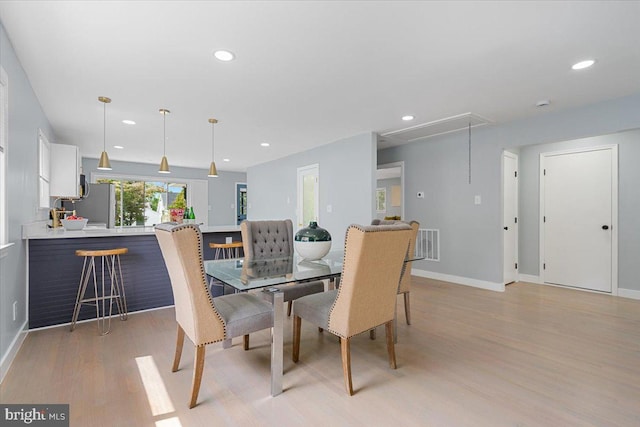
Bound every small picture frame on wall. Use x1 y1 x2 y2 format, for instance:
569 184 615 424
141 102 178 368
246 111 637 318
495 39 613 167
376 188 386 213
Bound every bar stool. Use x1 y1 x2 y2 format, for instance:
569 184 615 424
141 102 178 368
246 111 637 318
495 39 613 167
209 241 244 259
71 247 128 335
208 241 243 296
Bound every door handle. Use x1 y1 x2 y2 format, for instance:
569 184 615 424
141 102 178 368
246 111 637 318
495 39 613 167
503 227 508 230
602 225 609 230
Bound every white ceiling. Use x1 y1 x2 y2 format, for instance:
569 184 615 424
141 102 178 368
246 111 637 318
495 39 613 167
1 1 639 172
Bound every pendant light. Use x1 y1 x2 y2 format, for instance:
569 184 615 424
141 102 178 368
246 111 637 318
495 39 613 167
207 118 219 177
158 108 170 174
97 96 112 170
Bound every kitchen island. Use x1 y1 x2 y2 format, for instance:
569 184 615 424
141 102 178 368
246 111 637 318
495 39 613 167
23 224 243 329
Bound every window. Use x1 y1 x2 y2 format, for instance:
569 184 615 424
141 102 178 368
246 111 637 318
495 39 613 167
0 66 8 247
96 177 187 227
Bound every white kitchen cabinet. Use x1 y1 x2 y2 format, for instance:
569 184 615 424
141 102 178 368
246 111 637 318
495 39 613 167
50 143 80 198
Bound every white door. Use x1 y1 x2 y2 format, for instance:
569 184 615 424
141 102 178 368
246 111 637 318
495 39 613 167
542 147 616 292
297 164 319 229
503 152 518 285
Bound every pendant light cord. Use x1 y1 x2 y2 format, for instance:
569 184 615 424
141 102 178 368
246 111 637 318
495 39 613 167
211 121 215 159
163 111 166 156
103 101 107 151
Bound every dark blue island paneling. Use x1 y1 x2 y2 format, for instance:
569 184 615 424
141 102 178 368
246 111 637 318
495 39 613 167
28 230 242 329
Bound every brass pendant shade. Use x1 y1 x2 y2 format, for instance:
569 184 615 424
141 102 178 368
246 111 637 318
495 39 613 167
98 150 112 170
158 108 171 174
97 96 113 171
208 161 218 177
208 118 219 178
159 155 170 173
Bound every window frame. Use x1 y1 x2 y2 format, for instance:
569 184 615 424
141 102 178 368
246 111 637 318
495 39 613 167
91 172 206 227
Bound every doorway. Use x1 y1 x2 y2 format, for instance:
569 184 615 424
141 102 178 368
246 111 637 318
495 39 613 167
236 183 247 225
297 164 319 230
502 151 518 285
540 145 618 293
376 162 404 221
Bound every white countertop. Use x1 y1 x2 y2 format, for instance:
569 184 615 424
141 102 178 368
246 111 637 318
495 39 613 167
23 222 241 239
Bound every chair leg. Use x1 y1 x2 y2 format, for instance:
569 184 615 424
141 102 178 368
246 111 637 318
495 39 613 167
385 321 397 369
369 328 376 340
404 292 411 325
243 334 250 351
189 345 206 409
340 337 354 395
292 315 301 363
172 324 185 372
287 301 292 317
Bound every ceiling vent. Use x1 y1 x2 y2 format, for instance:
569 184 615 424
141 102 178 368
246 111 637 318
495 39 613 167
379 112 492 149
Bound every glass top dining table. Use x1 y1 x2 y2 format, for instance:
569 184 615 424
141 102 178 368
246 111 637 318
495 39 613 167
203 250 346 398
203 249 422 397
203 250 344 292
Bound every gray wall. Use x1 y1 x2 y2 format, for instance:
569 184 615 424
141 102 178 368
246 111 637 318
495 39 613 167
1 23 56 369
82 158 246 226
247 132 377 248
376 177 402 220
379 92 640 291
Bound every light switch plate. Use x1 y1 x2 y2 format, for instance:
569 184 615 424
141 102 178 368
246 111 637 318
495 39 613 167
475 195 482 205
326 204 332 213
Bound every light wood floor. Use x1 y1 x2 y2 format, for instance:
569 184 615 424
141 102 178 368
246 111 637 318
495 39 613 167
2 278 639 426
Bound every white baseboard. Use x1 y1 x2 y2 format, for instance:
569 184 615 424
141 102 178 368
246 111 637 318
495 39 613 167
412 269 505 292
0 321 28 384
518 274 542 284
618 288 640 300
27 304 175 332
517 275 638 300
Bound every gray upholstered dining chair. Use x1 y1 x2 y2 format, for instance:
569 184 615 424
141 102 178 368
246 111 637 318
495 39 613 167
292 223 413 395
240 219 325 316
155 223 274 408
372 219 420 325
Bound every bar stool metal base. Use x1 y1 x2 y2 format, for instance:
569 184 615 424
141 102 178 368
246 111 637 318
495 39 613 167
70 248 128 335
208 242 243 296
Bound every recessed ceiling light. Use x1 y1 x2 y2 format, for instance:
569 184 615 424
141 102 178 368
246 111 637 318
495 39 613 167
223 158 230 162
261 142 270 147
402 115 414 121
113 145 124 149
122 120 136 125
214 50 235 62
571 59 596 70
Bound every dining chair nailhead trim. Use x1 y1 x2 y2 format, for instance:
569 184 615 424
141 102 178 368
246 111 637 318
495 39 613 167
168 224 227 344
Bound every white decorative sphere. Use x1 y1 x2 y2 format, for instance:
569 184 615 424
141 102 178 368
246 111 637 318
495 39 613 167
294 240 331 261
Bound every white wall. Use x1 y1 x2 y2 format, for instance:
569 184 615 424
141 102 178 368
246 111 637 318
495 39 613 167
247 132 377 248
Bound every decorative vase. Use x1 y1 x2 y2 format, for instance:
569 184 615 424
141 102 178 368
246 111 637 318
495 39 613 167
294 221 332 260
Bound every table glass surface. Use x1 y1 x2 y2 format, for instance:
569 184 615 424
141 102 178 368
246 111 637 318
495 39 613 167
204 250 345 292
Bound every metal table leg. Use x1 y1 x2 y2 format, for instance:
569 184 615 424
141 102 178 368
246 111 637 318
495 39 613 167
271 290 284 396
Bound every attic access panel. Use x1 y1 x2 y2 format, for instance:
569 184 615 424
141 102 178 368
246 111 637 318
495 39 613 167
381 112 491 143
